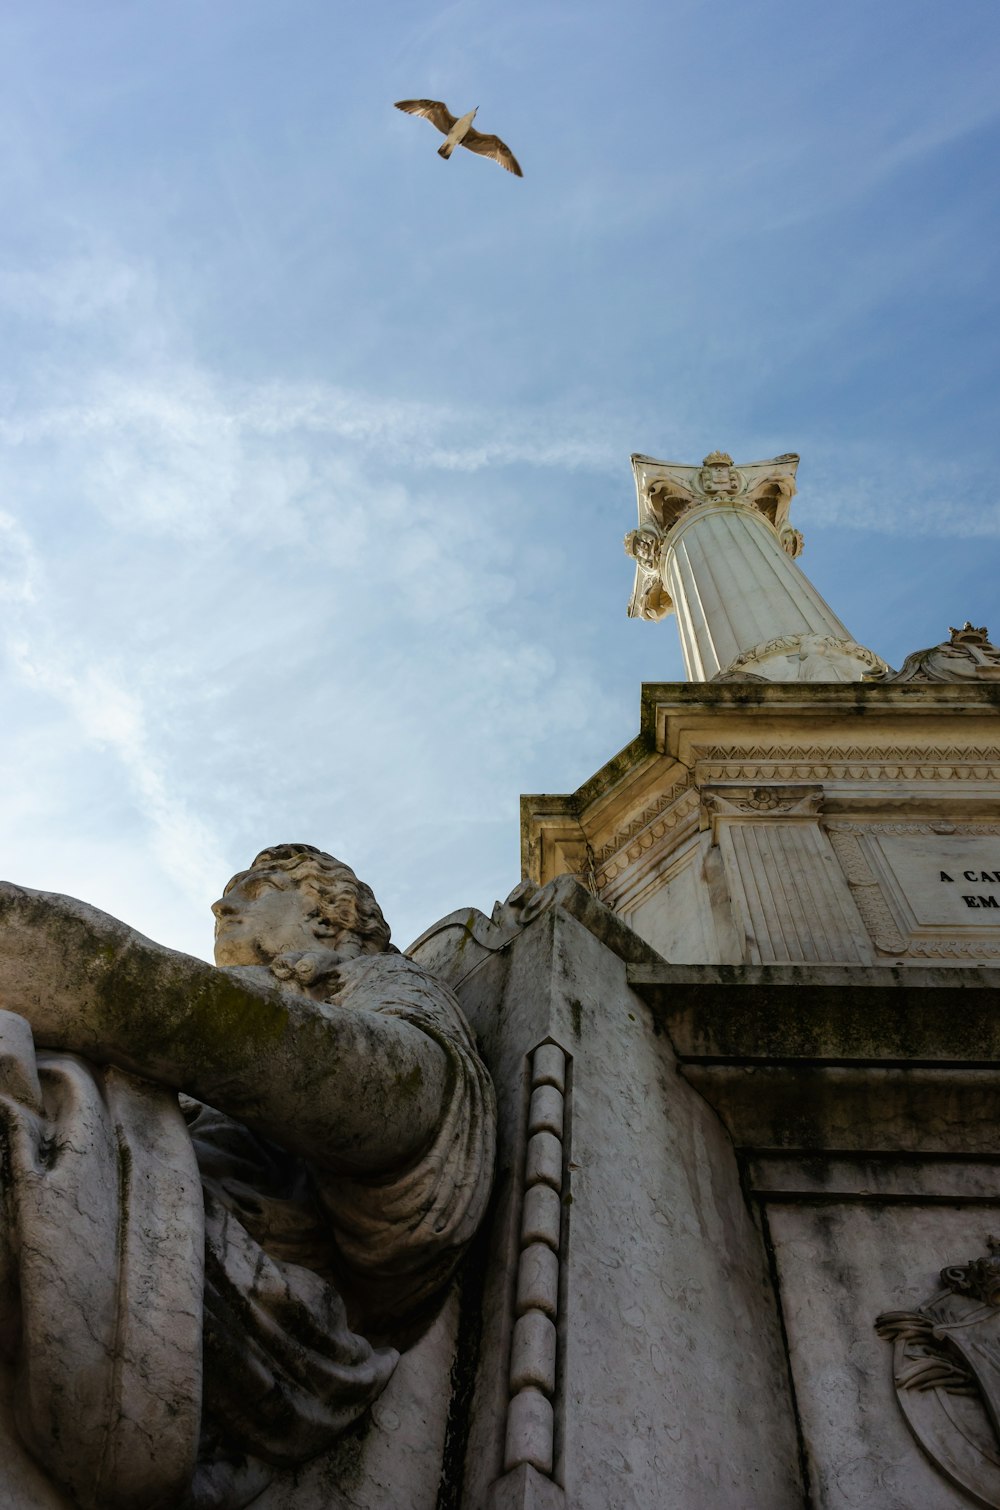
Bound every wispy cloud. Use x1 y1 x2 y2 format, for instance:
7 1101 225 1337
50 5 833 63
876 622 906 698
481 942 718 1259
0 272 628 950
0 510 37 601
8 630 230 907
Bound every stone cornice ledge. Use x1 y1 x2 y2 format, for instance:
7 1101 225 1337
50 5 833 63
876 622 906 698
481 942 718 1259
639 680 1000 757
629 961 1000 1155
628 961 1000 1064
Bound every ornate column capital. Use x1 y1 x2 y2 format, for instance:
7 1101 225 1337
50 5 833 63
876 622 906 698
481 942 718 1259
625 451 801 620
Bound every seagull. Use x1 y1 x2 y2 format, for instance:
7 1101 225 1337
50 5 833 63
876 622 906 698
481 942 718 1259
394 100 523 177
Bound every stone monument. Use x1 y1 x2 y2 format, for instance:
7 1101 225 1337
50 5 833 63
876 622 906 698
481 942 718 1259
516 450 1000 1509
1 450 999 1509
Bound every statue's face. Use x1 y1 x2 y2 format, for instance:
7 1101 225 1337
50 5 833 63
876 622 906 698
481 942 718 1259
212 865 321 966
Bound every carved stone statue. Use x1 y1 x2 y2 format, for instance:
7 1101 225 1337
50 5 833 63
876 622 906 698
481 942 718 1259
0 844 496 1510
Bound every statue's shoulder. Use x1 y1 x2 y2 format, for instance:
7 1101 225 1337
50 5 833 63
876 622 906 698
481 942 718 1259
338 949 449 992
335 950 476 1046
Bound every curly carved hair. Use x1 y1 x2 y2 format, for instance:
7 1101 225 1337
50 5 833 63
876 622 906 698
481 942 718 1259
237 842 394 955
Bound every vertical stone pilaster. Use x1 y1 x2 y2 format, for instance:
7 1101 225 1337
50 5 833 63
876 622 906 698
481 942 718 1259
705 787 874 965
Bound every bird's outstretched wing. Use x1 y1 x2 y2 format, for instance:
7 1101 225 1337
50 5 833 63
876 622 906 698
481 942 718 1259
461 128 523 177
394 99 457 136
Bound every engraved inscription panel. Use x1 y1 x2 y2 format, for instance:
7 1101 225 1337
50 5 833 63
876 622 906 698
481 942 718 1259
876 835 1000 925
827 825 1000 961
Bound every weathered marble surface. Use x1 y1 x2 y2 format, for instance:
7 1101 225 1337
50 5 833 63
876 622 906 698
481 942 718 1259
0 1300 460 1510
412 879 804 1510
248 1295 460 1510
772 1203 997 1509
0 845 495 1510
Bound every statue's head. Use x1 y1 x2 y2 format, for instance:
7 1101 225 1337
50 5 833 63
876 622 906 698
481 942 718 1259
212 843 392 967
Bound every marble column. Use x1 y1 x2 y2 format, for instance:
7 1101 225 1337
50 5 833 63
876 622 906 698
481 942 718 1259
664 502 854 680
625 451 889 683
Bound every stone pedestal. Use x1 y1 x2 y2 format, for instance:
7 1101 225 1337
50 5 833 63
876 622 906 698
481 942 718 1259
633 958 1000 1509
410 881 1000 1509
5 866 1000 1507
522 682 1000 971
411 881 804 1510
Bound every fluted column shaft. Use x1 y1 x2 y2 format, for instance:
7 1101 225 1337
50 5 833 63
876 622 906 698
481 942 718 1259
663 503 853 680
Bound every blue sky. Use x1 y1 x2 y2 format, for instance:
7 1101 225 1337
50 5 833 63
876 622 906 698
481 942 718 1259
1 0 999 958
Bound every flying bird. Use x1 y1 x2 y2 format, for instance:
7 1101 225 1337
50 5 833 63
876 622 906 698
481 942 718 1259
394 100 523 177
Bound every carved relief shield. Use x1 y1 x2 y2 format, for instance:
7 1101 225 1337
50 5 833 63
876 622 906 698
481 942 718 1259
877 1239 1000 1507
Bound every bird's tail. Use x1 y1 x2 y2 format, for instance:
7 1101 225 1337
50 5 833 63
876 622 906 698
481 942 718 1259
437 142 454 160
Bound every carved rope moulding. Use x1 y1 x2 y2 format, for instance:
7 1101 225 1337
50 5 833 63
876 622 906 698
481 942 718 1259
502 1041 570 1483
826 830 908 955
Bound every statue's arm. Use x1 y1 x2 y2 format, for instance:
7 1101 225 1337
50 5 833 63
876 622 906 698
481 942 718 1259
0 883 448 1173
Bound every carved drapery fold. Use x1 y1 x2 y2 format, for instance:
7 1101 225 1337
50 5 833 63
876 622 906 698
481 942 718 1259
0 1012 204 1510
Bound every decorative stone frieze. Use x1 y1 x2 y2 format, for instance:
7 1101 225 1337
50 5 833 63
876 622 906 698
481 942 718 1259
592 772 694 867
695 745 1000 784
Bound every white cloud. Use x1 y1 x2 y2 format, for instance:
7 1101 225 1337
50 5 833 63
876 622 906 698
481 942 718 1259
0 510 37 601
0 282 628 951
8 633 229 907
0 253 145 326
